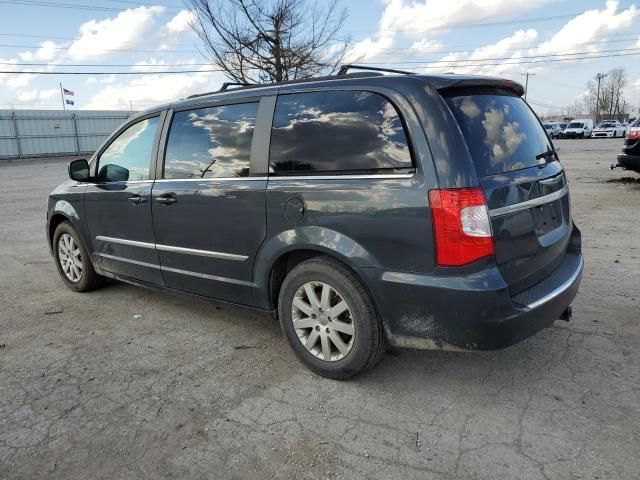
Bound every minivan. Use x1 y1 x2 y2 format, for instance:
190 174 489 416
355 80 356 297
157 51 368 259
563 119 594 139
47 66 583 379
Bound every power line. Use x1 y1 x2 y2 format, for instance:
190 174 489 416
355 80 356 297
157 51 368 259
359 47 640 65
2 46 638 67
0 68 221 75
3 50 640 75
0 0 182 14
0 43 199 54
0 32 637 53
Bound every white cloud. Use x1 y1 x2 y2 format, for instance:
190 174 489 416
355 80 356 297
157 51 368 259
166 9 195 35
17 88 58 102
378 0 556 36
346 0 548 67
410 39 444 54
82 69 226 110
6 73 34 89
423 28 538 76
35 41 59 61
131 58 197 72
68 6 165 60
416 1 637 77
345 35 394 62
531 0 637 56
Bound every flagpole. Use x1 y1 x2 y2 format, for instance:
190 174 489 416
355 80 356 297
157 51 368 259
60 82 66 111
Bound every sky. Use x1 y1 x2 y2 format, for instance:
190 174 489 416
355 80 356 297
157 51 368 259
0 0 639 117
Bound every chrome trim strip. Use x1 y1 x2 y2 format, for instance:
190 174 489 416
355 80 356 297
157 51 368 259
96 236 155 249
154 177 268 183
155 244 248 261
96 253 160 269
93 180 154 185
96 236 247 261
267 173 415 181
489 185 569 218
96 253 254 286
160 265 255 287
525 257 583 310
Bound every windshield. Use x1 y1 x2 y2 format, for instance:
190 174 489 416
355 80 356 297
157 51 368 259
445 93 552 176
543 124 552 130
568 122 584 128
559 123 567 129
599 123 614 128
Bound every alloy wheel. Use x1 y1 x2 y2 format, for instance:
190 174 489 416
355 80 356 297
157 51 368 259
58 233 83 282
291 281 355 362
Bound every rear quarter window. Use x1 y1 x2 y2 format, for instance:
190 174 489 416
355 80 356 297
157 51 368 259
445 93 551 177
270 90 413 175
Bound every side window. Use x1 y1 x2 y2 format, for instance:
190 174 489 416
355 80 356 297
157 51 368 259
97 116 159 182
270 90 413 175
164 102 259 179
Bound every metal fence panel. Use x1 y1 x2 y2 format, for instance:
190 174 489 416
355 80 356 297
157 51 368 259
0 110 135 160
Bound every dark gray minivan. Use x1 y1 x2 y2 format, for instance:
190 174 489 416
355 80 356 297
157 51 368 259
47 67 583 379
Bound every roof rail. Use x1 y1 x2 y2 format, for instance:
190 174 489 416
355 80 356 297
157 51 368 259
220 82 253 91
187 81 254 99
337 64 415 76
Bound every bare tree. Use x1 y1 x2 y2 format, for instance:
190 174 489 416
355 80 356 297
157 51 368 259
584 68 629 121
187 0 350 84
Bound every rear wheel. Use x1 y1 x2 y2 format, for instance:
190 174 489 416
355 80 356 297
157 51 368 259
278 258 385 379
53 222 103 292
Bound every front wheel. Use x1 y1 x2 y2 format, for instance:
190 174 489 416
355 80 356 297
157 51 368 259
53 222 103 292
278 258 386 379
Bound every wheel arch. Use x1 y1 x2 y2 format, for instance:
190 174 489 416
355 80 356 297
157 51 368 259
252 227 382 313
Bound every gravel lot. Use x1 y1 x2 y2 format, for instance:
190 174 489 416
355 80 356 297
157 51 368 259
1 139 639 480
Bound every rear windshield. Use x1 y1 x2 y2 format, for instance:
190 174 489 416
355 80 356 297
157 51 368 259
445 93 551 176
568 122 584 128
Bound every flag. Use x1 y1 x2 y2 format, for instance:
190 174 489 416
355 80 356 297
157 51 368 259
65 99 74 106
63 88 74 96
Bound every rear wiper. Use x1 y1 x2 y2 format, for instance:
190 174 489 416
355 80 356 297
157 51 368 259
535 147 557 165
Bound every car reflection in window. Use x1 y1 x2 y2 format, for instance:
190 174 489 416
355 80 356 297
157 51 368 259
270 91 413 175
164 103 258 179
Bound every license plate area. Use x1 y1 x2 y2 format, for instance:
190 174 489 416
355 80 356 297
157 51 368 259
533 199 564 236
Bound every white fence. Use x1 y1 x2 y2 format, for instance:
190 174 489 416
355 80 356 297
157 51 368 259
0 110 135 160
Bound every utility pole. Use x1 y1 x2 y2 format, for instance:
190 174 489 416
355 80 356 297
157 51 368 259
521 72 536 101
595 72 607 124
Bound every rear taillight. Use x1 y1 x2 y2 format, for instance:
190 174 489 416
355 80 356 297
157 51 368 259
628 127 640 139
429 187 494 267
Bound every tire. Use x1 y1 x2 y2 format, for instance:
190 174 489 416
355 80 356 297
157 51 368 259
613 131 617 138
53 221 103 292
278 257 386 379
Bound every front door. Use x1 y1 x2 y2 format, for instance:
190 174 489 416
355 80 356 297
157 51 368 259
85 114 164 285
150 101 267 304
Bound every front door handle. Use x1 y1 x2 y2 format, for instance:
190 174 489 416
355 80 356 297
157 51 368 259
128 194 147 205
155 193 177 206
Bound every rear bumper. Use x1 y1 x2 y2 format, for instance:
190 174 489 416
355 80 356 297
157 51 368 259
358 234 583 351
617 153 640 172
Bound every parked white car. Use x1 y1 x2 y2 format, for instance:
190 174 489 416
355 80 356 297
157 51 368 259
563 119 594 139
592 120 626 138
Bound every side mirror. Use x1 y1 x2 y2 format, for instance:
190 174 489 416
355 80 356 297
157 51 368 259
68 159 91 182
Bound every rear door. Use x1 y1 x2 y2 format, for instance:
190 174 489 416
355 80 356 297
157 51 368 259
150 98 269 305
445 92 572 294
